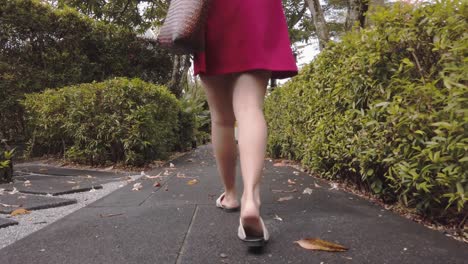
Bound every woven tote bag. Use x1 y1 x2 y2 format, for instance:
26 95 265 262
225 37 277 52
157 0 211 54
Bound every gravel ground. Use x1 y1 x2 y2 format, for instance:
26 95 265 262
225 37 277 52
0 174 142 250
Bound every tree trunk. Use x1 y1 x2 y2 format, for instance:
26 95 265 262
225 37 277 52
168 54 191 98
305 0 330 50
345 0 370 31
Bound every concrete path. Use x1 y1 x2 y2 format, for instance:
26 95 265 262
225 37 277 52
0 144 466 264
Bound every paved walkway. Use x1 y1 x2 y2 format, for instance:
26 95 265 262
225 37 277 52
0 144 466 263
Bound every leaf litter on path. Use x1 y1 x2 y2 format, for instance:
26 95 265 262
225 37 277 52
295 238 348 252
132 182 143 191
271 188 297 193
303 188 313 195
278 195 294 202
11 208 31 216
187 179 199 185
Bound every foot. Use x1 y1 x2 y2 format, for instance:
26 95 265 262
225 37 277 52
220 192 239 209
240 199 263 237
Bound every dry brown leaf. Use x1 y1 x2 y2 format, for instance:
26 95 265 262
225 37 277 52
294 238 348 252
271 188 297 193
187 179 199 185
11 208 31 216
273 162 287 167
288 179 296 185
99 213 124 218
278 195 294 202
153 182 161 187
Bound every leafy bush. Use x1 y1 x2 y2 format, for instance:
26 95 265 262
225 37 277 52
179 82 211 147
0 145 14 183
265 1 467 220
0 0 172 141
22 78 193 166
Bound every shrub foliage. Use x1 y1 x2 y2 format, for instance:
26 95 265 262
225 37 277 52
0 0 172 140
265 1 467 220
22 78 193 166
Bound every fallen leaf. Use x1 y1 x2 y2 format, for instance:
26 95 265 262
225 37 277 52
314 182 322 188
273 162 287 167
288 179 296 185
278 195 294 202
303 188 313 195
153 182 161 187
295 238 348 252
271 188 297 193
145 172 163 179
11 208 31 216
103 166 114 171
100 213 124 218
187 179 198 185
169 163 175 168
0 203 20 208
9 187 19 194
132 183 143 191
23 180 32 186
329 183 339 190
39 168 48 172
274 214 283 221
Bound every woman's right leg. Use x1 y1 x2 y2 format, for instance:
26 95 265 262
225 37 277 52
200 74 239 209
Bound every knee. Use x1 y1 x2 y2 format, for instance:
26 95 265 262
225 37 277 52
211 116 236 127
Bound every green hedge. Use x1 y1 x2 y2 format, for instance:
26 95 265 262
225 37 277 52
265 1 467 220
22 78 194 166
0 0 172 141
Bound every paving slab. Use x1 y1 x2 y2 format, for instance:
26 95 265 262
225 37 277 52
89 168 173 207
0 205 195 264
0 218 18 229
178 204 467 264
14 173 122 185
14 164 127 178
0 193 76 214
0 179 102 196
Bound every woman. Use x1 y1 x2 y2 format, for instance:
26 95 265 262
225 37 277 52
194 0 298 246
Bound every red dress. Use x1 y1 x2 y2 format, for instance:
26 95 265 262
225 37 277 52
193 0 298 79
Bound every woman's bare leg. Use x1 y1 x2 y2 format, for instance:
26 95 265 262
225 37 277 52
200 74 239 209
232 70 271 235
